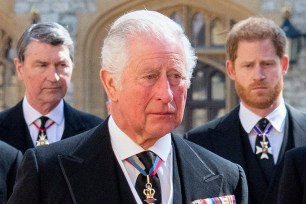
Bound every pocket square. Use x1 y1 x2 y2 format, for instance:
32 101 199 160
191 195 236 204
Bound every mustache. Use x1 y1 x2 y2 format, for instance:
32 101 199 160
249 81 268 88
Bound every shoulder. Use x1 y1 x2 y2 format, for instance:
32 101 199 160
0 141 20 154
185 106 239 139
285 145 306 161
0 141 22 163
0 101 23 123
286 104 306 120
37 125 99 158
173 135 243 176
63 101 103 124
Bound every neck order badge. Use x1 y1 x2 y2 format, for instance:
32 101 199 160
33 116 55 146
127 151 162 204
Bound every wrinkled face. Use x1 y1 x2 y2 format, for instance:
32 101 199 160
107 35 188 146
15 41 73 111
227 39 288 110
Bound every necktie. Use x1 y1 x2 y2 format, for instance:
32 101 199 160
254 118 275 182
135 151 162 204
36 116 51 146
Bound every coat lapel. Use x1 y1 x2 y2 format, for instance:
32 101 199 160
172 135 223 203
57 120 136 203
207 106 270 203
61 102 88 140
0 100 34 153
207 106 246 170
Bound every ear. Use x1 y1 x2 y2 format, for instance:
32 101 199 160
226 60 236 80
14 58 24 80
281 55 289 75
100 68 119 102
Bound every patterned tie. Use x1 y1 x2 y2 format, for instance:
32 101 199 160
255 118 275 182
36 116 50 146
135 151 162 204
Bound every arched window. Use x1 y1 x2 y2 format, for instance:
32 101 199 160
191 13 205 48
0 29 17 111
178 62 225 132
163 6 234 134
210 17 225 46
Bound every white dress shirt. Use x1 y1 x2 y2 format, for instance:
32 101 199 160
108 116 173 204
239 99 287 164
23 96 65 146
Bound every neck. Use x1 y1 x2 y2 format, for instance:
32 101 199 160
241 100 281 118
27 100 60 115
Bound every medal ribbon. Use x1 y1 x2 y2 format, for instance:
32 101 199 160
253 123 273 137
127 155 162 176
33 120 55 131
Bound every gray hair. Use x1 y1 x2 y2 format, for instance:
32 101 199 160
16 22 74 62
101 10 197 88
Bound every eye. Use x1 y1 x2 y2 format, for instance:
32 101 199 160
168 72 186 86
146 74 158 80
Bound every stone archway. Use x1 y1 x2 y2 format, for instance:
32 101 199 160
75 0 256 118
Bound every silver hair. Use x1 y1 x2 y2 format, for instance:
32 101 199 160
16 22 74 62
101 10 197 88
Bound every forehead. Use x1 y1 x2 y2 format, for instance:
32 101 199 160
127 35 185 67
236 39 277 57
25 41 71 59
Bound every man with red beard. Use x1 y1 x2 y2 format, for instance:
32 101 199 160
185 16 306 204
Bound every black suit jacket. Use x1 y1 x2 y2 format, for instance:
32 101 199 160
185 104 306 204
8 118 248 204
0 141 22 204
278 145 306 204
0 99 103 153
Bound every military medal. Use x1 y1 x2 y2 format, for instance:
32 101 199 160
254 123 273 159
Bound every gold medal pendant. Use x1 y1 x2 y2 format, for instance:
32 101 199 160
143 175 157 204
36 131 49 146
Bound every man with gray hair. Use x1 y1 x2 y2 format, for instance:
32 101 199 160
8 11 247 204
0 22 103 153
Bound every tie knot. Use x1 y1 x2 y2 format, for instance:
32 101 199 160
257 118 269 131
39 116 49 129
136 151 156 172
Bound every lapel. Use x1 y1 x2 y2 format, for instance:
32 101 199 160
286 104 306 147
207 106 271 203
172 144 182 203
206 106 246 170
57 119 136 203
0 100 34 153
61 102 88 140
171 135 223 203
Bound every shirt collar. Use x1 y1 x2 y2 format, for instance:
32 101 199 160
23 96 64 125
239 99 287 133
108 115 171 162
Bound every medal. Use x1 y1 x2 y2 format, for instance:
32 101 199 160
33 119 55 146
254 124 273 160
255 134 272 159
127 154 162 204
36 131 50 146
143 176 157 204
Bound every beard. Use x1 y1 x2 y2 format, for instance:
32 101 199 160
235 79 283 109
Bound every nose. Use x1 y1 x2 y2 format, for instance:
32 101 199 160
47 65 60 82
156 75 174 103
254 65 265 81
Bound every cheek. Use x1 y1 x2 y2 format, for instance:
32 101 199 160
174 87 187 106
